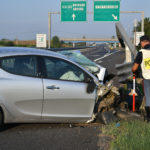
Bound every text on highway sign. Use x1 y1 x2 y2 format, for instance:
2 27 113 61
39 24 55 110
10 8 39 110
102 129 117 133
61 1 87 22
94 0 120 22
36 34 47 48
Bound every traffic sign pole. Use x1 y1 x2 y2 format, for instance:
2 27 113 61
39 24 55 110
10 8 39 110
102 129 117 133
48 13 51 49
48 11 144 49
48 12 60 49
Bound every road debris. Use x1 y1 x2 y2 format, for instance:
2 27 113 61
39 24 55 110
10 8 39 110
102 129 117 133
94 78 144 125
97 111 118 125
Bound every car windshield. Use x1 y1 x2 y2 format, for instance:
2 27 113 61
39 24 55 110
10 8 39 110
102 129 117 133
58 50 100 74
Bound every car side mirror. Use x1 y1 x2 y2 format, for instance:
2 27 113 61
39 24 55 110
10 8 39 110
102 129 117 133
86 78 96 94
85 76 91 83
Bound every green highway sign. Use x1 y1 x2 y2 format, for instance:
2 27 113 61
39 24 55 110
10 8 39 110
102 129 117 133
94 0 120 22
61 1 87 22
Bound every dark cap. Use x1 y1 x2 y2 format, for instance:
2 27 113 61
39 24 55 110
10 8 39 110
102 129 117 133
139 35 150 45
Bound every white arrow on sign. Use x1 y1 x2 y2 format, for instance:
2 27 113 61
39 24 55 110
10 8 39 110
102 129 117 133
112 14 118 20
72 14 76 21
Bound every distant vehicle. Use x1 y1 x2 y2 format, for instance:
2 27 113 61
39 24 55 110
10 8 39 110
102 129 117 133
0 47 102 127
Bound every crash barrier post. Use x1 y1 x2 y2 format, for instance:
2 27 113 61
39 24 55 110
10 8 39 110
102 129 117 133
133 74 136 112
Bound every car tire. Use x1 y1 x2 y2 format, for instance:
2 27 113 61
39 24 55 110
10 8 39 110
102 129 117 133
0 110 3 128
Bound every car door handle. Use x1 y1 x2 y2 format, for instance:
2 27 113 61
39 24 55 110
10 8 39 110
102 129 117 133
46 85 60 90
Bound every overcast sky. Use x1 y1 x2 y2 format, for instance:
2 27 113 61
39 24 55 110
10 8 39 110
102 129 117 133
0 0 149 40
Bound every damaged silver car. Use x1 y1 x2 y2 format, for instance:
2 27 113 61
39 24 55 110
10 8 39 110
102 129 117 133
0 47 112 127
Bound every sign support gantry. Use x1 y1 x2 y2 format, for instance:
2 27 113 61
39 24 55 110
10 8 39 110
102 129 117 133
48 11 144 49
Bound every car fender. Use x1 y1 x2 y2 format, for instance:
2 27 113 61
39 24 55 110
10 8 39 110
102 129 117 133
0 96 15 123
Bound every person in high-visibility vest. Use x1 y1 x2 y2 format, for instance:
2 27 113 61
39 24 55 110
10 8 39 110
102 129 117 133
132 35 150 122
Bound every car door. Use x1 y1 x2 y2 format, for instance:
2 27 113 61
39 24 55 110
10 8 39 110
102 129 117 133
41 56 97 123
0 55 43 122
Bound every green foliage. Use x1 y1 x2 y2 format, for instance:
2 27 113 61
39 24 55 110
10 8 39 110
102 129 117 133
51 36 61 48
0 40 15 46
136 17 150 37
102 120 150 150
60 40 65 45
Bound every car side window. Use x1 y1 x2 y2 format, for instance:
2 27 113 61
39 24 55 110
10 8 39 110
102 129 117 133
44 57 86 82
1 56 37 77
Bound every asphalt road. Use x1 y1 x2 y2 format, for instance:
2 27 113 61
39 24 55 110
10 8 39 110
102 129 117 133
0 45 125 150
0 124 99 150
82 44 125 86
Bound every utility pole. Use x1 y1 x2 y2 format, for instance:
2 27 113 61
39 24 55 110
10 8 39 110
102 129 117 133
141 11 145 33
134 19 137 57
48 13 51 49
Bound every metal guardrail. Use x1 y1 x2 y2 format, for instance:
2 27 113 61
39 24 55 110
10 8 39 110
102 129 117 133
43 46 93 51
115 22 135 83
116 62 133 83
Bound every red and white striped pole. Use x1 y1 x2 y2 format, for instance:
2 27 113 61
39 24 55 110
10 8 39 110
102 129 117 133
133 74 136 112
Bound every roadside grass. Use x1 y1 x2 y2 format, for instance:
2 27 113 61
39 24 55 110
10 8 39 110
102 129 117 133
101 120 150 150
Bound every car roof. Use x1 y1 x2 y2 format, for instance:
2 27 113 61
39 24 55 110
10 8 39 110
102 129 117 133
0 47 100 83
0 47 66 59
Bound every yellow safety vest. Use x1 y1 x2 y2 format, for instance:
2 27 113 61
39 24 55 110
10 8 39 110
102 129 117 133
140 49 150 79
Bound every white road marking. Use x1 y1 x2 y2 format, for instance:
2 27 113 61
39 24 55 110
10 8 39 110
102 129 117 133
94 50 120 62
97 60 102 63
